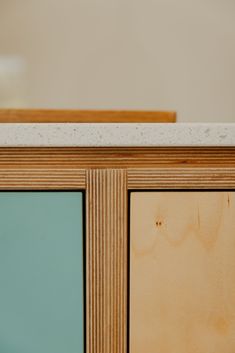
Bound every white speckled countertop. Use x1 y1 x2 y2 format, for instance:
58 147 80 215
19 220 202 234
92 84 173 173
0 123 235 146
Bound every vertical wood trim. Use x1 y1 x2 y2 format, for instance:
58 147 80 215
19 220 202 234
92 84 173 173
86 169 128 353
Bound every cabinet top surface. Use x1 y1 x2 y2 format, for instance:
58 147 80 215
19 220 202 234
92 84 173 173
0 123 235 147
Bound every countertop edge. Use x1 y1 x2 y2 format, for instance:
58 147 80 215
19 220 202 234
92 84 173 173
0 123 235 147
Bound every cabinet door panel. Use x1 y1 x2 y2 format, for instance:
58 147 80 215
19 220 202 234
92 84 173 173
0 192 84 353
130 191 235 353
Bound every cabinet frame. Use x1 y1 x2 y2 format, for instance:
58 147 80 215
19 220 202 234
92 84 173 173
0 146 235 353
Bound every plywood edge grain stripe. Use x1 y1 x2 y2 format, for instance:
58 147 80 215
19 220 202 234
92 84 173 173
0 169 86 189
0 147 234 168
128 168 235 189
86 169 127 353
0 109 176 123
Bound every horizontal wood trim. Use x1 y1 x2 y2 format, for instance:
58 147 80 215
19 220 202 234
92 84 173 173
0 169 86 189
0 147 234 190
0 109 176 123
0 147 235 169
128 168 235 189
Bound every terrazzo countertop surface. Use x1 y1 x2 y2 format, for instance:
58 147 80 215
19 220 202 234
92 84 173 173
0 123 235 146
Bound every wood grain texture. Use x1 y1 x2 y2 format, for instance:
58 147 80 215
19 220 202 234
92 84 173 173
128 168 235 189
0 169 85 189
0 147 235 169
130 191 235 353
86 169 128 353
0 147 234 190
0 145 234 352
0 109 176 123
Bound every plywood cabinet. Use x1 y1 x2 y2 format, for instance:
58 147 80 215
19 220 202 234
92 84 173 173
0 132 235 352
130 192 235 353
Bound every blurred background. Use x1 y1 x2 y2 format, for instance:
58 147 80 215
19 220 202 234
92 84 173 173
0 0 235 122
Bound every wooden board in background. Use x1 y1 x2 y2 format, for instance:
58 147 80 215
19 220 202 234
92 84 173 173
0 109 176 123
130 191 235 353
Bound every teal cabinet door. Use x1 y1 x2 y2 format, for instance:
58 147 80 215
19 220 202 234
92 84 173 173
0 192 84 353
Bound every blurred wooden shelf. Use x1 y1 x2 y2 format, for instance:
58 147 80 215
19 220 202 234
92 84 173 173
0 109 176 123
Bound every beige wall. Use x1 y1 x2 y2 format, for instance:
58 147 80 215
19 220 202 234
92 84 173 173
0 0 235 122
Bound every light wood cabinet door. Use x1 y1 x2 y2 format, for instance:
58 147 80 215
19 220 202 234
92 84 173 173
130 191 235 353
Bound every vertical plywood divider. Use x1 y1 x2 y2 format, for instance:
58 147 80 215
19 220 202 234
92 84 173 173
86 169 128 353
